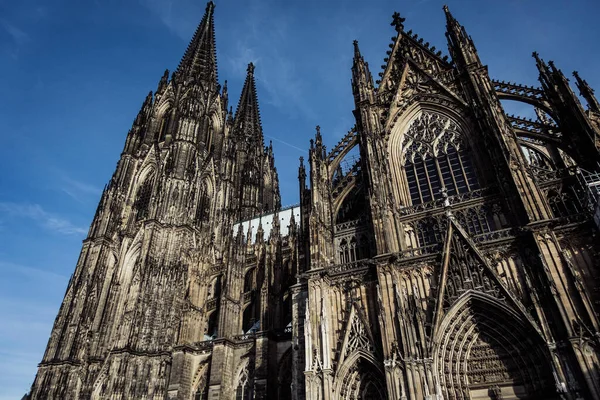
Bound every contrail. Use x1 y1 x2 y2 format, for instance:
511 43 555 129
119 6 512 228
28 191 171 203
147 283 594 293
265 134 307 153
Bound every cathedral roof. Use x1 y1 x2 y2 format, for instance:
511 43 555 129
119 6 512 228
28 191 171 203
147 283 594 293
233 205 300 243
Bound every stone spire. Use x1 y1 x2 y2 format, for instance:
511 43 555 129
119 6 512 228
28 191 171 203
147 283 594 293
573 71 600 113
234 63 264 146
175 1 218 89
443 5 481 69
351 40 374 103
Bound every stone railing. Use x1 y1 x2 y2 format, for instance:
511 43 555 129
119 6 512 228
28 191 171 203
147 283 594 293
472 228 515 243
399 188 494 218
233 332 256 341
398 243 441 258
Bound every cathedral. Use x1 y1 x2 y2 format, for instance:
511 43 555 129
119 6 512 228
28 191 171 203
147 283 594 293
28 2 600 399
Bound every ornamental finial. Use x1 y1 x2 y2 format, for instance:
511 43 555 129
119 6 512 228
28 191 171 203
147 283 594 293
391 12 405 32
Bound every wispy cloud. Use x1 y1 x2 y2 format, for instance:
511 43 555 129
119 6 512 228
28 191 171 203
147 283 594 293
0 18 29 46
139 0 200 41
0 261 68 283
60 176 101 203
224 2 317 121
0 202 87 235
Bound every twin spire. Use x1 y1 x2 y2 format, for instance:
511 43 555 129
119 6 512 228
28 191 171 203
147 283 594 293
176 1 218 88
234 63 264 145
176 2 264 145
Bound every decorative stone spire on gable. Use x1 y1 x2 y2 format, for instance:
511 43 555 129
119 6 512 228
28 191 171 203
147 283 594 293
443 5 481 69
351 40 374 103
573 71 600 113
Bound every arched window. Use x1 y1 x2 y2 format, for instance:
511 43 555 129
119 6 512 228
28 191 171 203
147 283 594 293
195 188 211 226
134 178 153 220
207 276 221 299
339 239 349 263
548 189 580 218
242 302 258 333
403 112 479 205
456 207 493 236
337 235 370 264
243 269 254 293
158 110 172 142
235 367 252 400
415 218 443 247
206 311 218 339
521 145 555 170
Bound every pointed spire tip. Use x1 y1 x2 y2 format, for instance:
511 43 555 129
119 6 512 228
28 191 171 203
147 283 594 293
247 62 255 75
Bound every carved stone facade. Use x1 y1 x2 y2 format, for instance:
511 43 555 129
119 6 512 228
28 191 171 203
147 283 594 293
29 3 600 400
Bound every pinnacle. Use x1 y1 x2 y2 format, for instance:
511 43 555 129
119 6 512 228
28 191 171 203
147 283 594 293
442 4 455 21
353 40 362 60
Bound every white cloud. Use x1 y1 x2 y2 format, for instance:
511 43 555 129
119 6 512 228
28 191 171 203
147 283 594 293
60 175 101 203
0 202 87 235
0 18 29 46
139 0 201 41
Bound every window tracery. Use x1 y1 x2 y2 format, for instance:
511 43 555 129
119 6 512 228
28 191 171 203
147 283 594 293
336 234 369 264
158 110 172 142
195 186 211 226
521 145 555 170
344 312 374 358
235 364 252 400
134 178 153 220
402 112 479 205
547 188 581 218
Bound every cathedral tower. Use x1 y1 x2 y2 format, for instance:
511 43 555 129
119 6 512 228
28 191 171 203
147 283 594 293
29 3 287 399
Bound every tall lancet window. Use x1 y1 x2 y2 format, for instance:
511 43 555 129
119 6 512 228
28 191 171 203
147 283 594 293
134 177 153 220
195 185 211 226
402 112 479 205
158 109 172 142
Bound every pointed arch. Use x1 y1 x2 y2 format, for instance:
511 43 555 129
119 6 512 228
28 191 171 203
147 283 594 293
195 178 213 226
277 347 293 400
334 351 387 400
191 359 211 400
387 104 480 207
337 305 377 368
134 177 153 220
234 358 253 400
433 291 556 399
154 98 174 143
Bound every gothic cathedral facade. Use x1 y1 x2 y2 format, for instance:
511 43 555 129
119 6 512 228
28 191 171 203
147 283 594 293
29 3 600 400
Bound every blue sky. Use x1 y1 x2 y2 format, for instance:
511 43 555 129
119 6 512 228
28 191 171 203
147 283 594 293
0 0 598 397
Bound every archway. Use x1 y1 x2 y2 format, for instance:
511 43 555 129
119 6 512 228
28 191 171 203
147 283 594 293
335 352 387 400
434 293 557 399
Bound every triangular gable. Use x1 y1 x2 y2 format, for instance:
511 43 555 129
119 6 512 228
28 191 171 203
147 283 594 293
383 62 467 131
430 217 542 341
338 305 377 367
